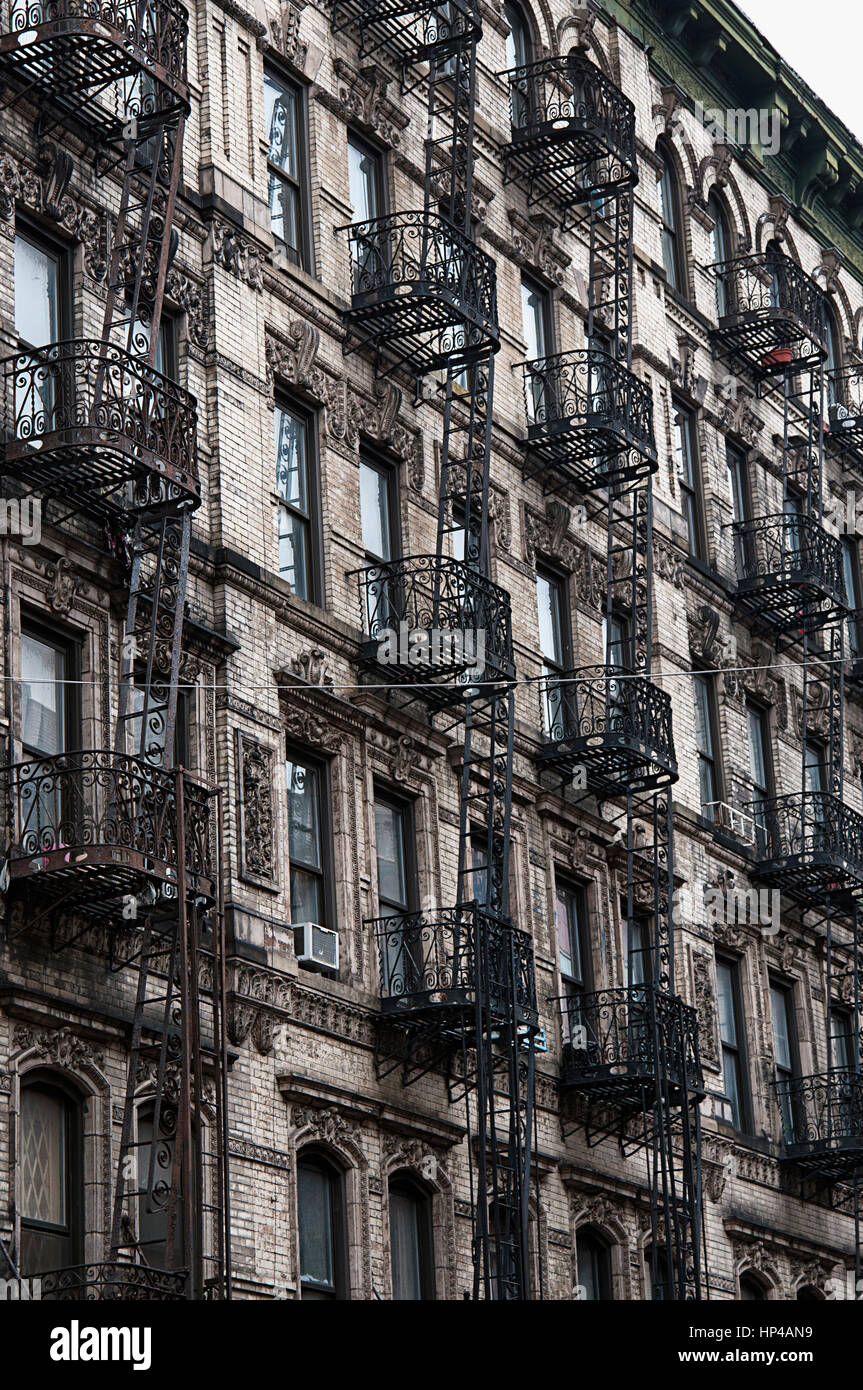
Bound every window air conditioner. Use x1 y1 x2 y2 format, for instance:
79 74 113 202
293 922 339 973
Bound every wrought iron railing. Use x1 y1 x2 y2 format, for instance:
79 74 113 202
4 751 215 896
39 1261 187 1300
748 791 863 881
712 250 825 349
828 363 863 434
539 664 675 766
0 0 189 87
556 985 702 1092
369 904 538 1026
774 1068 863 1153
519 349 655 455
342 210 499 363
500 53 636 174
733 514 845 604
1 339 199 501
354 554 514 684
331 0 481 65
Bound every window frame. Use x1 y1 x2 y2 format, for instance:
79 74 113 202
346 128 387 227
656 141 686 294
20 614 82 760
373 788 418 917
841 535 862 663
693 672 722 816
716 954 751 1133
285 746 334 939
536 564 571 737
388 1172 435 1301
14 222 70 348
296 1148 349 1300
576 1226 613 1301
264 63 311 269
769 977 800 1140
19 1071 84 1276
359 448 400 567
673 399 706 561
707 190 732 318
273 394 322 605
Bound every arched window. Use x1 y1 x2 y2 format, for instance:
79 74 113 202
297 1149 348 1300
504 1 533 128
657 142 685 294
824 306 842 408
388 1174 435 1300
707 190 731 317
136 1101 185 1270
645 1244 673 1300
796 1285 824 1301
576 1227 612 1300
740 1273 768 1300
19 1073 84 1276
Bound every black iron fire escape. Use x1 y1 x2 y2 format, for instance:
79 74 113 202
0 0 230 1300
501 49 704 1299
337 2 539 1299
712 247 863 1283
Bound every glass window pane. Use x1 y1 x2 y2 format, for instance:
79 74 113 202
22 634 65 756
287 759 321 871
348 139 378 223
269 172 299 249
278 508 309 597
805 744 824 794
21 1086 67 1225
298 1163 335 1291
716 962 737 1046
770 987 792 1071
831 1011 853 1070
521 279 546 361
390 1187 423 1300
360 461 391 560
375 800 408 909
15 236 58 346
275 407 308 511
537 574 564 665
265 74 297 177
748 709 768 794
693 678 713 759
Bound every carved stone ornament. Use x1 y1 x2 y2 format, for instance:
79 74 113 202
332 56 409 148
14 1024 104 1070
237 733 277 886
211 218 264 291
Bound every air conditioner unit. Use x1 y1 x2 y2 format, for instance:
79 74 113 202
293 922 339 973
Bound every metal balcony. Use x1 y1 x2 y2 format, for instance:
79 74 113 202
750 791 863 909
537 665 677 796
1 340 200 514
369 903 538 1029
331 0 480 67
353 554 514 705
828 365 863 450
499 53 637 223
3 751 217 909
733 513 846 634
341 211 499 375
711 250 825 380
775 1068 863 1179
519 350 656 495
0 0 189 139
556 985 704 1111
38 1261 187 1300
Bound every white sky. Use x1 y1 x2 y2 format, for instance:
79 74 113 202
736 0 863 143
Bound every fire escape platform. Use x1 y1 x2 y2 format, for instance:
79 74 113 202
750 791 863 910
776 1069 863 1181
710 250 825 381
733 514 847 636
331 0 481 66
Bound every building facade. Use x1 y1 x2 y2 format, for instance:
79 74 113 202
1 0 863 1300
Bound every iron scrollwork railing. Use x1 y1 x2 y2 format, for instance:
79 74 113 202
748 791 863 881
0 0 189 90
2 339 199 502
331 0 481 65
712 250 825 354
4 751 216 895
501 53 636 178
539 664 675 770
355 554 514 684
520 349 655 459
39 1261 187 1300
556 985 702 1092
733 514 845 603
369 904 538 1027
342 210 499 366
774 1068 863 1153
828 363 863 434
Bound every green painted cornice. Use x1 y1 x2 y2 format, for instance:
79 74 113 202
602 0 863 278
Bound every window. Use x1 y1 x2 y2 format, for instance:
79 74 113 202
132 314 177 378
740 1274 767 1300
556 880 590 1040
576 1228 612 1300
657 143 685 292
286 753 330 934
274 400 317 602
137 1101 184 1269
21 624 80 760
716 957 749 1131
469 833 489 908
824 308 841 409
297 1151 347 1299
389 1176 434 1300
20 1075 83 1276
708 191 731 318
504 0 533 127
805 740 825 795
673 402 704 559
360 453 397 566
830 1008 854 1070
15 231 61 348
347 133 384 227
747 702 772 849
693 674 720 815
536 568 570 735
726 441 750 575
770 981 799 1138
265 68 307 265
521 275 552 420
842 537 862 662
626 914 652 988
375 794 418 995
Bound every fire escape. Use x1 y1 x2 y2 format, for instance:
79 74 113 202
337 2 539 1299
0 0 230 1300
501 50 704 1299
712 248 863 1284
